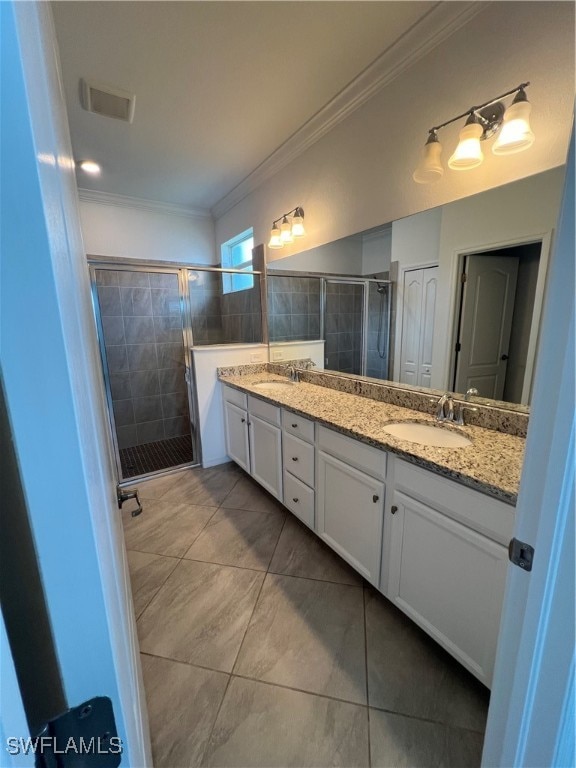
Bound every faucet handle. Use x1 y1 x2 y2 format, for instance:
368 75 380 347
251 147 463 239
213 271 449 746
465 387 479 401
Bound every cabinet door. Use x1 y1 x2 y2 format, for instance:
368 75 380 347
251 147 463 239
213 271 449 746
224 401 249 472
316 451 384 586
249 415 282 500
387 489 508 687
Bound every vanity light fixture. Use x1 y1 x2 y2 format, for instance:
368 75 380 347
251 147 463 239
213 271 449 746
413 82 534 183
268 207 305 249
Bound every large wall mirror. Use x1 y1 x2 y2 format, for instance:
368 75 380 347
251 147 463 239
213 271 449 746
266 166 567 410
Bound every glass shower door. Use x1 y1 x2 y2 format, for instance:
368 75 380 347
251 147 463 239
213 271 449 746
323 280 365 375
92 266 196 480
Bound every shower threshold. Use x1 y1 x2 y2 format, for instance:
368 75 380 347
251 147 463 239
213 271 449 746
119 435 194 479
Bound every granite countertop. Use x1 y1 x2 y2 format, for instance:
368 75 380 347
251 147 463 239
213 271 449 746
218 372 525 505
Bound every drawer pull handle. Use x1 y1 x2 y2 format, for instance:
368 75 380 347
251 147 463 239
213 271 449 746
292 497 299 503
391 505 398 514
373 495 379 503
291 456 298 462
292 423 298 428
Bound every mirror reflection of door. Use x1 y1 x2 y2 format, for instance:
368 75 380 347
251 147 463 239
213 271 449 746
453 243 541 401
399 266 438 387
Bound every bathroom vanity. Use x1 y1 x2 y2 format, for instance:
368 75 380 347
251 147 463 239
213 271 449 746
219 369 524 688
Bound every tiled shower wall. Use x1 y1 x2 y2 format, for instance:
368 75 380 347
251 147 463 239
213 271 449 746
189 270 263 345
95 269 190 449
267 275 321 342
366 282 391 380
324 282 363 374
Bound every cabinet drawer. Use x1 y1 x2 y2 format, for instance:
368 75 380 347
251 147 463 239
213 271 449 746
282 410 315 443
223 385 247 410
393 458 514 545
283 471 315 528
318 425 386 480
248 395 281 426
283 432 314 487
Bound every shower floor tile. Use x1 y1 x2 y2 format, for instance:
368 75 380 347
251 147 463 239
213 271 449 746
120 435 193 478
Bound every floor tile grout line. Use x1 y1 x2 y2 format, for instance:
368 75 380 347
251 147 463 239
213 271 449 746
363 583 372 768
197 672 234 768
229 569 271 678
366 703 488 735
231 671 368 709
263 508 288 574
138 650 486 735
133 556 181 622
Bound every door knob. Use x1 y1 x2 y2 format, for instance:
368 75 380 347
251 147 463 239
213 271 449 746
373 495 379 503
501 354 509 360
391 505 398 515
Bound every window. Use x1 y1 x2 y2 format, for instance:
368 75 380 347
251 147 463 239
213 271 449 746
221 228 254 293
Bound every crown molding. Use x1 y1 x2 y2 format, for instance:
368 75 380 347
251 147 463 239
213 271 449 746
211 1 486 220
78 188 212 219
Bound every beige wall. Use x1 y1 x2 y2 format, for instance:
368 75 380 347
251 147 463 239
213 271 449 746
214 2 574 262
80 200 216 264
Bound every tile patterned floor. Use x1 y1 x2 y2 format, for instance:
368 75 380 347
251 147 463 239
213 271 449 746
123 464 489 768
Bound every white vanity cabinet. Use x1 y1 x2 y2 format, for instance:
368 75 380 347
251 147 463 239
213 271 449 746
383 458 513 687
222 386 283 500
281 410 315 528
223 392 250 472
316 426 386 586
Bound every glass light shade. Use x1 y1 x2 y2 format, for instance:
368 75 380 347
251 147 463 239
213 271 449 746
78 160 101 175
291 214 305 237
268 225 283 249
492 99 534 155
448 122 484 170
413 139 443 184
280 217 294 243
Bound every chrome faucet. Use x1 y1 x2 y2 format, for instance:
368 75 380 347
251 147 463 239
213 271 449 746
435 392 455 423
287 365 299 382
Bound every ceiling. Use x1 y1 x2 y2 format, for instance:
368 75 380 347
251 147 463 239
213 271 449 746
52 1 452 212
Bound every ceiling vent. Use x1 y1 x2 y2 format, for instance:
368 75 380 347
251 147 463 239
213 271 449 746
80 79 136 123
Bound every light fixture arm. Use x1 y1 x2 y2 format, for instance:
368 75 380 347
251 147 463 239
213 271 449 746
272 206 305 228
427 82 530 135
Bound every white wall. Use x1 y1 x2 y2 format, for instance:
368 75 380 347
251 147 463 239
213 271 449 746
269 235 362 274
192 344 268 467
214 2 573 261
362 228 392 276
433 167 565 390
268 340 325 367
79 198 217 264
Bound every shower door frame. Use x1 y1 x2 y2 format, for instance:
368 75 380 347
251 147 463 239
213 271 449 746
89 260 202 484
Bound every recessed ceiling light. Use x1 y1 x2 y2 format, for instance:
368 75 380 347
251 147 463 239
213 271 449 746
77 160 101 175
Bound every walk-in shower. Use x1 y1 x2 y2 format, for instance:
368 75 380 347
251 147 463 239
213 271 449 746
267 272 392 378
90 261 264 482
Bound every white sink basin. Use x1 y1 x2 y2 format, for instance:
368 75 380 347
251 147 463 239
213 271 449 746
382 422 472 448
252 380 296 391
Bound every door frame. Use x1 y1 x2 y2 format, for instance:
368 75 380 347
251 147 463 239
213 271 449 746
2 3 151 763
481 134 574 767
446 231 552 404
393 260 438 383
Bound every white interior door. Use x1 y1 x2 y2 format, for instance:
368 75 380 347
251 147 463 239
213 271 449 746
400 266 438 387
455 254 519 398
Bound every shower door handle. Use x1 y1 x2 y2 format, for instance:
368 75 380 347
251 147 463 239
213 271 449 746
117 486 143 517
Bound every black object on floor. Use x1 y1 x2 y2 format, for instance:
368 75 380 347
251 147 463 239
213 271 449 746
120 435 194 479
